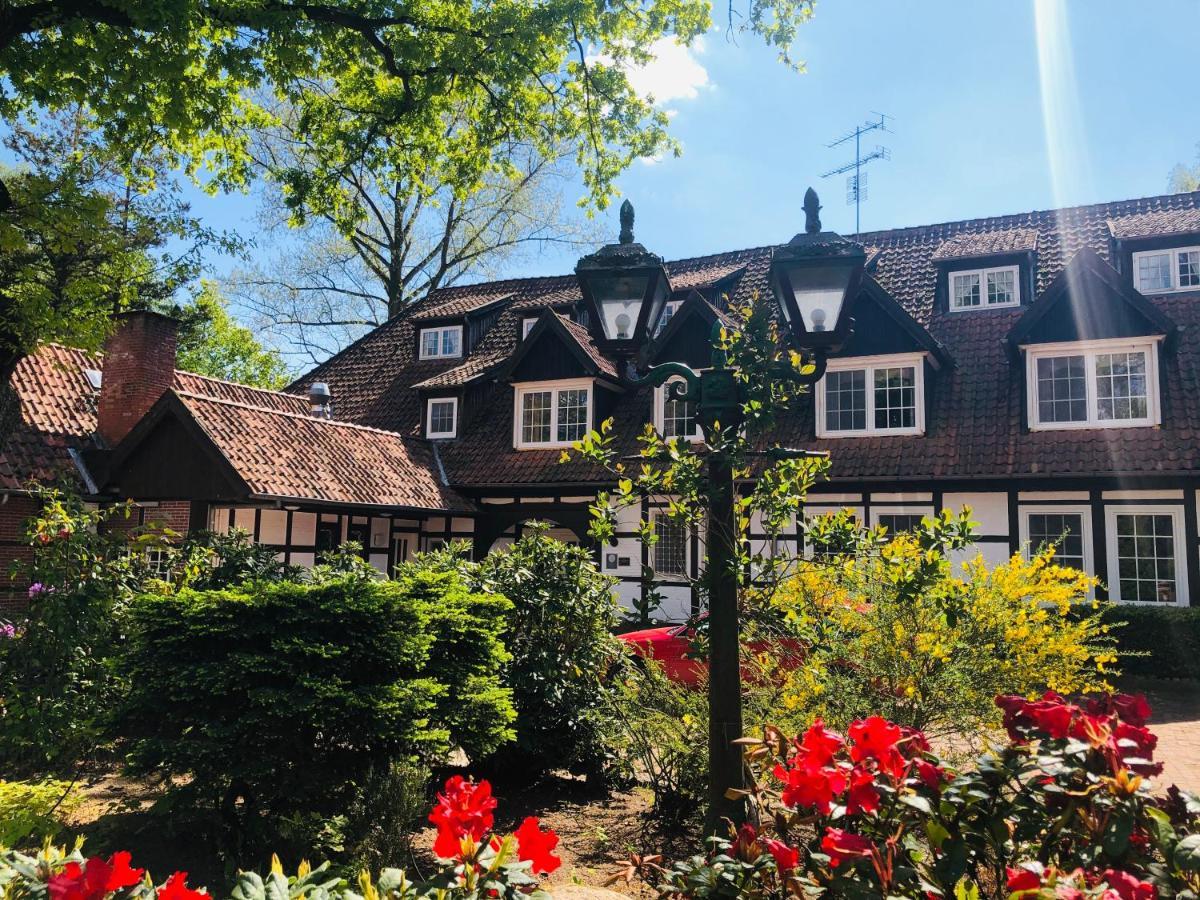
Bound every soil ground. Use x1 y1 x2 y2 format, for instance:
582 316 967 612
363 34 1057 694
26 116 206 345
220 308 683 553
60 676 1200 895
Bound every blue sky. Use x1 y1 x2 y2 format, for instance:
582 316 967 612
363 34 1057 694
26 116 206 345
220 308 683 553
185 0 1199 282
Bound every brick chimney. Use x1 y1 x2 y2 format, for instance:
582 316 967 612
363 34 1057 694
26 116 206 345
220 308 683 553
97 311 178 447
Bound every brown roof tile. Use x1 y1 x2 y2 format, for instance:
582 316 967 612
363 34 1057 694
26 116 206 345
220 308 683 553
930 227 1039 261
1107 208 1200 239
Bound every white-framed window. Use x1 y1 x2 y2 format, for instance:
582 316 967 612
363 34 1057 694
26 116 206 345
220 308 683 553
1132 246 1200 294
654 300 682 337
949 264 1020 311
426 397 458 439
653 376 701 442
1105 505 1188 605
513 379 592 449
1019 505 1093 574
521 317 538 339
816 353 926 438
1025 338 1161 430
652 511 689 578
871 506 933 535
418 325 463 359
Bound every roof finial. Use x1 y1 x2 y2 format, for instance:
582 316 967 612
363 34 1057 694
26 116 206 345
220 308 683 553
619 199 635 244
803 187 822 234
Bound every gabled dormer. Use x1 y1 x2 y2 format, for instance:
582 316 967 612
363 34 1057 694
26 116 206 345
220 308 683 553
932 228 1039 312
1107 209 1200 294
643 290 731 369
1008 248 1177 432
414 293 512 360
503 310 623 450
814 276 951 439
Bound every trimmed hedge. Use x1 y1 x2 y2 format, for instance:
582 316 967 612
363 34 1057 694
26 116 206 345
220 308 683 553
119 571 515 835
1102 603 1200 680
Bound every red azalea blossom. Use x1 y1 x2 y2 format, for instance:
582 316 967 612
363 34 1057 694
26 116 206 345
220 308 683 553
1069 712 1114 750
820 828 874 867
913 757 945 791
429 776 498 859
1006 866 1042 894
848 716 907 779
157 872 209 900
762 838 799 874
795 719 843 767
774 759 847 814
1099 869 1155 900
513 816 562 875
899 726 931 756
730 823 760 861
48 854 146 900
845 767 880 815
104 853 145 892
1113 721 1162 776
1085 694 1152 728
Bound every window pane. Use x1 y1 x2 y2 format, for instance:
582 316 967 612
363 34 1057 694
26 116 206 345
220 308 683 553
1095 352 1148 421
655 301 680 337
1136 253 1172 292
1178 250 1200 288
825 369 866 431
421 330 440 357
1027 512 1086 570
556 388 589 442
441 328 461 356
521 391 552 443
1036 355 1087 423
986 269 1016 305
429 401 455 435
653 515 688 576
952 273 981 309
1114 513 1177 602
878 514 925 534
873 366 916 430
662 382 697 439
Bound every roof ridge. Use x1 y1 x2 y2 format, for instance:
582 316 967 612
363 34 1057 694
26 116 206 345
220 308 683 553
175 390 414 440
174 367 303 398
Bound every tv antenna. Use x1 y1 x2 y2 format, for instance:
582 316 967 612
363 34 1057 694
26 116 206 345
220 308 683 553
821 113 891 235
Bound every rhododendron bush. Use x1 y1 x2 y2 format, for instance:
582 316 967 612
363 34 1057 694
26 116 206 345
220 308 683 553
623 693 1200 898
0 778 560 900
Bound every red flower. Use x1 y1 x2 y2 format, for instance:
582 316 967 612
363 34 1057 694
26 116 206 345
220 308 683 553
429 776 497 859
1099 869 1155 900
845 767 880 815
820 828 874 868
899 726 931 756
513 817 562 875
48 863 89 900
795 719 844 767
774 760 847 814
48 854 146 900
1113 721 1162 776
157 872 209 900
1006 866 1042 894
996 692 1074 741
1085 694 1152 728
762 838 799 874
848 716 907 779
730 823 760 861
913 758 946 791
1069 712 1114 750
104 853 145 892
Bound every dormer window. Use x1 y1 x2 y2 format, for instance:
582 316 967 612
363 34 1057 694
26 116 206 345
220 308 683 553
816 353 926 438
654 377 700 441
418 325 462 359
1025 338 1160 430
654 300 681 337
426 397 458 439
513 379 592 449
1132 246 1200 293
521 318 538 338
949 264 1019 311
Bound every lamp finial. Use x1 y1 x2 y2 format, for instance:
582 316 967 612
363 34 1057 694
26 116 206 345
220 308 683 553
803 188 822 234
619 199 635 244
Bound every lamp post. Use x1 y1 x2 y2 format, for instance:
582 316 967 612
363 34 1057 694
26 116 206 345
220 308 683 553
619 188 866 829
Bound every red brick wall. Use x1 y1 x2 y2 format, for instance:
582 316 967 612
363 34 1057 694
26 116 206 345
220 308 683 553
97 311 178 447
0 495 38 616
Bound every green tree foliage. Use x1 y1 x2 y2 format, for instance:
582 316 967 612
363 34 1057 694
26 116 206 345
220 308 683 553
118 571 514 860
173 282 290 388
0 109 237 402
465 528 626 778
1170 143 1200 192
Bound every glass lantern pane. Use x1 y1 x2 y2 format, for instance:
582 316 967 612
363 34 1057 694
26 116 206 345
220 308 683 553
785 263 850 334
589 273 650 340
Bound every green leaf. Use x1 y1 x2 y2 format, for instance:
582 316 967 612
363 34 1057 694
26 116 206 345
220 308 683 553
1174 834 1200 872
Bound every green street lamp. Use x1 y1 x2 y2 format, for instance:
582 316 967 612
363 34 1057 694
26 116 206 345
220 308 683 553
575 200 672 354
614 187 866 830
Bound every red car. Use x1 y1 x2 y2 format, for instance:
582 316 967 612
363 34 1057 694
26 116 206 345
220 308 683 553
618 620 805 686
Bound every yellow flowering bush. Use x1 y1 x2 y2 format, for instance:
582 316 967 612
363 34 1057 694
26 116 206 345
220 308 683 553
756 510 1116 742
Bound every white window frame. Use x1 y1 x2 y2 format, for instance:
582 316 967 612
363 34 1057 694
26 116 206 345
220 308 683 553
653 376 703 443
1104 504 1188 606
948 264 1021 311
651 509 690 580
1132 246 1200 294
654 300 682 337
426 397 459 439
418 324 464 360
1019 504 1094 576
815 352 926 438
512 378 594 450
870 505 934 533
1024 337 1161 431
521 317 538 338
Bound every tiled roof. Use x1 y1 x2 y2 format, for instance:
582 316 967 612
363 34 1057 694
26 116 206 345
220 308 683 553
410 289 513 321
930 227 1038 261
411 351 509 390
173 391 471 511
294 190 1200 489
1107 208 1200 239
557 314 619 379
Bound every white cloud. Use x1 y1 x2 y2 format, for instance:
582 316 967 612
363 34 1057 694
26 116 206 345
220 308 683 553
624 36 710 106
